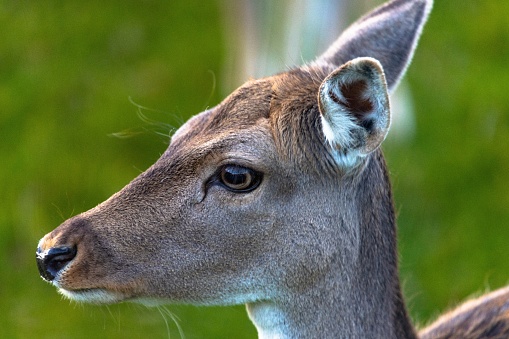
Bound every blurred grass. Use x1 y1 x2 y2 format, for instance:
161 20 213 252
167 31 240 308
387 0 509 326
1 0 509 337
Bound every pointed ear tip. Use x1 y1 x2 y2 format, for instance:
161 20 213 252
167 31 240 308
406 0 434 12
416 0 434 22
423 0 434 11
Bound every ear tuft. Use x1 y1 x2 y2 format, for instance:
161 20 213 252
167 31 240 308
318 57 390 168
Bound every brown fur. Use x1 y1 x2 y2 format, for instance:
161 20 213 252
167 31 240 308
420 287 509 338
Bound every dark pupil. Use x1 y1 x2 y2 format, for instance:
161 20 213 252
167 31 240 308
225 169 245 185
222 166 251 190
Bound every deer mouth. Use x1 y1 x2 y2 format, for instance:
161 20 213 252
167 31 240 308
57 287 126 304
36 244 132 304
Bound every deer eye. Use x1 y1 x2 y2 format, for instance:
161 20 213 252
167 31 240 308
218 165 262 192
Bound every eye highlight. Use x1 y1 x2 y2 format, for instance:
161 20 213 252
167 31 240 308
218 165 262 193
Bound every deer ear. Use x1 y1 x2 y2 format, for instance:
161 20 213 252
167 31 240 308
318 57 390 168
314 0 432 91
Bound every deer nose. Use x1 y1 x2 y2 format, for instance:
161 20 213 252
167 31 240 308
36 246 77 282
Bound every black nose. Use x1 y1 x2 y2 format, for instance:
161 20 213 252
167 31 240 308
36 246 77 281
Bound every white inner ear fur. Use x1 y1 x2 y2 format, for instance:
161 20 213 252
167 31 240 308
319 57 390 167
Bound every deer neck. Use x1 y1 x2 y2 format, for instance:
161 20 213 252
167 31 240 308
247 151 416 338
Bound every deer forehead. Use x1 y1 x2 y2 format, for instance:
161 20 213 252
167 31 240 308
171 78 273 143
169 69 330 174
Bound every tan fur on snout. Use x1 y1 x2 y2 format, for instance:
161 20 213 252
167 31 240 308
38 216 146 302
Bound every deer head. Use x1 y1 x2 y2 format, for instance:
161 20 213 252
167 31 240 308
37 0 432 337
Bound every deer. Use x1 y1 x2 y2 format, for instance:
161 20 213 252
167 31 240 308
35 0 509 337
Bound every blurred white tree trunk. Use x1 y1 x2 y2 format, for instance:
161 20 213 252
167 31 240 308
221 0 415 141
221 0 345 89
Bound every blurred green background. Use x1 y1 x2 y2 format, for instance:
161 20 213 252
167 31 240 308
1 0 509 338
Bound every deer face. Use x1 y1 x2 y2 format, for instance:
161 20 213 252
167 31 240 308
36 58 390 306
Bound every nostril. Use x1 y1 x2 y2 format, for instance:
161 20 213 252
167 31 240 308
36 246 77 282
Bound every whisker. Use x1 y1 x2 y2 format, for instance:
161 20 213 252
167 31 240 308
159 305 185 339
157 306 172 339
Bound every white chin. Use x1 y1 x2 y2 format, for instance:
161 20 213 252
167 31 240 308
58 288 124 304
